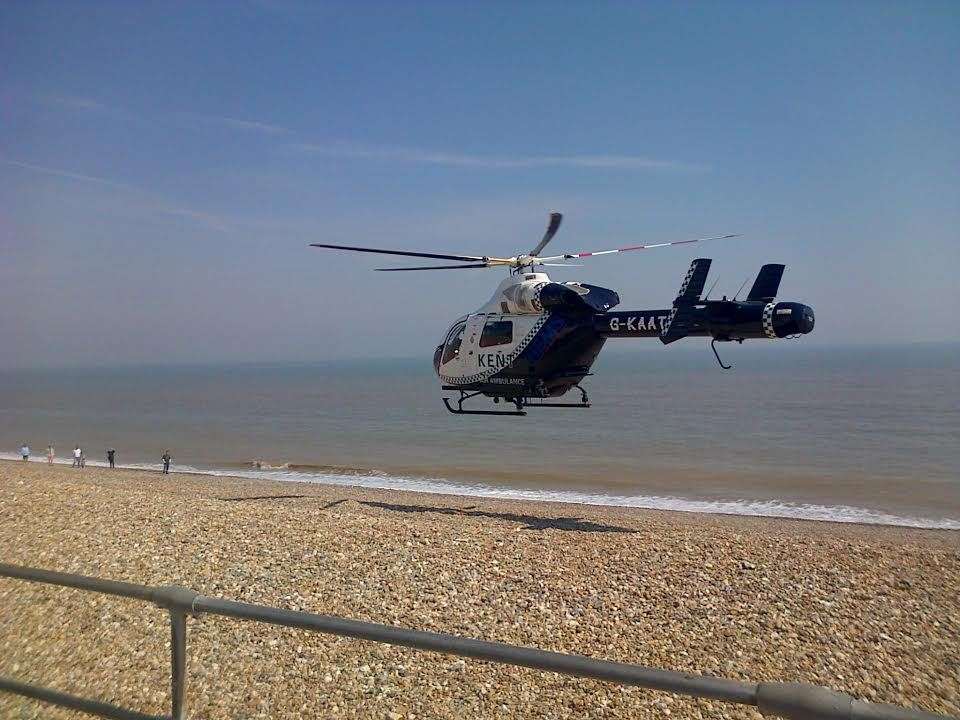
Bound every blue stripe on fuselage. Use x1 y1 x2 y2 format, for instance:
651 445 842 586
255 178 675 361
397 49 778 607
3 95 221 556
519 314 567 363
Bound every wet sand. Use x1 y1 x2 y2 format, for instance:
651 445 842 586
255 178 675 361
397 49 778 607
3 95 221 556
1 460 958 719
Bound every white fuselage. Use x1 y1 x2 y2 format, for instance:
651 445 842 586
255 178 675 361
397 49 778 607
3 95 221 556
435 272 553 386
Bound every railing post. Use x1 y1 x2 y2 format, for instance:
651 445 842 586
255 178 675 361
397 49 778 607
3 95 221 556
170 608 187 720
149 586 198 720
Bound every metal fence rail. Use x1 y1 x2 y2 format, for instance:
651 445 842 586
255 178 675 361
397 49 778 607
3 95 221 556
0 563 954 720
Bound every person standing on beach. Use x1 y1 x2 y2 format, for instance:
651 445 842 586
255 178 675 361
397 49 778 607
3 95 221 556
20 444 29 461
73 445 81 468
161 450 171 474
47 445 55 464
80 449 86 468
107 448 116 469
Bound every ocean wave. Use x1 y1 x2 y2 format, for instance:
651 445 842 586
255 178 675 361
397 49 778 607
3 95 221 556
221 460 387 475
5 451 958 531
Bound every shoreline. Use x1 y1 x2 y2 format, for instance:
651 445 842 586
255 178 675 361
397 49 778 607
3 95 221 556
3 455 958 532
2 460 958 718
2 457 959 544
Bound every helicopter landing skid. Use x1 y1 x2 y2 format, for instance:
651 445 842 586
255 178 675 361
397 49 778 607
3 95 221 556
443 390 527 416
522 401 592 408
442 386 590 416
522 385 590 409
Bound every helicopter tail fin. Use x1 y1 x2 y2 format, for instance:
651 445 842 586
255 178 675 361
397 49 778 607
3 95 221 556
675 258 712 303
746 263 785 302
660 258 711 344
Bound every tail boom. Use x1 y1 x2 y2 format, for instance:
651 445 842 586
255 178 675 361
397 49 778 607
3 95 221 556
595 258 814 344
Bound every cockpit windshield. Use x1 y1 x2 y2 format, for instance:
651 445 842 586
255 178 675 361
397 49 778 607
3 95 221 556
441 321 467 365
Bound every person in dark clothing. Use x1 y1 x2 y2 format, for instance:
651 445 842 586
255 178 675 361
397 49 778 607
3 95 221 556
161 450 171 474
107 448 116 469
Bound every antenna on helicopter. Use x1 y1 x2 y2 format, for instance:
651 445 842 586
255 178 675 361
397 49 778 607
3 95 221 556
702 276 720 301
732 276 751 301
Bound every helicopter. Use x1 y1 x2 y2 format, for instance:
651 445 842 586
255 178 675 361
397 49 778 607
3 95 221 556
311 213 815 416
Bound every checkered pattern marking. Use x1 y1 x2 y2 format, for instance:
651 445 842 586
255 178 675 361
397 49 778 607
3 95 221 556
762 302 778 339
440 313 552 386
662 261 702 337
661 307 678 336
678 263 697 297
530 283 546 312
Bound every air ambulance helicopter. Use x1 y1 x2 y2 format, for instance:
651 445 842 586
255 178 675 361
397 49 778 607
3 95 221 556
311 213 815 416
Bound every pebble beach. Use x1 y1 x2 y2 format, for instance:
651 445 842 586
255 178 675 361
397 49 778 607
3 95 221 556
1 460 958 719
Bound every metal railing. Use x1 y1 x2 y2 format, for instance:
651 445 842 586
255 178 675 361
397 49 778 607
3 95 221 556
0 563 954 720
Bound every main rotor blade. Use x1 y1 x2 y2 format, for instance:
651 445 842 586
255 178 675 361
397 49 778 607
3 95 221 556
375 263 491 271
310 243 486 263
529 211 563 257
536 234 739 263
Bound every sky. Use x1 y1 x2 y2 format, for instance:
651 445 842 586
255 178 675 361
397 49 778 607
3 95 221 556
1 1 958 369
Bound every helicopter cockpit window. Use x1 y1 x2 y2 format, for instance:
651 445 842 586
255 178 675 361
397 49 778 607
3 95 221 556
441 322 467 364
480 320 513 348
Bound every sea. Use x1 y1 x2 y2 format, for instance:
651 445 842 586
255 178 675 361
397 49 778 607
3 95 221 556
1 343 958 530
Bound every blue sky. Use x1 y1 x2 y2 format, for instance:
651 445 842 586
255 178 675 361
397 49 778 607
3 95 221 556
1 1 958 368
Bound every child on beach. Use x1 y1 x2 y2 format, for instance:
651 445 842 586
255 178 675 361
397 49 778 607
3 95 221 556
47 445 54 464
161 450 171 474
73 446 82 468
107 448 116 469
20 444 29 461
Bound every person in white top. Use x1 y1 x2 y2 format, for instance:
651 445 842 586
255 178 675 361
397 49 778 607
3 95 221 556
20 444 30 461
73 445 82 468
47 445 55 464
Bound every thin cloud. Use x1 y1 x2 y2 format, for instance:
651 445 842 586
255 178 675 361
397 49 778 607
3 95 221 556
42 94 107 112
244 0 317 15
216 116 290 135
185 113 291 135
203 115 290 135
0 159 134 190
293 142 706 171
1 158 230 232
38 94 290 137
160 207 231 232
37 95 678 170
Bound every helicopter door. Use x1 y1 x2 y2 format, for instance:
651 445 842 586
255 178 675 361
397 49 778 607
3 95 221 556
461 314 487 373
